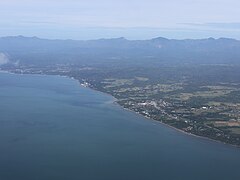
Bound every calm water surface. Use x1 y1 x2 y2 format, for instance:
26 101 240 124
0 72 240 180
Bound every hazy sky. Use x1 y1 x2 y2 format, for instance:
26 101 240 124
0 0 240 39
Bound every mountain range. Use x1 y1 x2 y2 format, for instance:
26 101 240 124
0 36 240 66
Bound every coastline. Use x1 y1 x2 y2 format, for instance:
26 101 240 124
1 70 239 149
113 99 240 149
75 80 240 149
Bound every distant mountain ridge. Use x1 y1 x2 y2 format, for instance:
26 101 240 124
0 36 240 66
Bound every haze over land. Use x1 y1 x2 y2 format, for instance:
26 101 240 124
1 36 240 66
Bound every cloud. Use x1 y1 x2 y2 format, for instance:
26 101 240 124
182 23 240 30
0 53 9 65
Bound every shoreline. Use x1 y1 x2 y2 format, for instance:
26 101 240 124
75 79 240 149
1 70 239 149
113 99 240 149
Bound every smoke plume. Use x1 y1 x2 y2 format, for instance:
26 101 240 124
0 53 9 65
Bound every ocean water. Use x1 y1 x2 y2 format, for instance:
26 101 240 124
0 72 240 180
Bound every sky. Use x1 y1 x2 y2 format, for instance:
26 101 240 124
0 0 240 40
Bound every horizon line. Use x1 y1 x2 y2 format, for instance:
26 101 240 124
0 35 239 41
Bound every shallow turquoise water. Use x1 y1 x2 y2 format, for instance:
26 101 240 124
0 72 240 180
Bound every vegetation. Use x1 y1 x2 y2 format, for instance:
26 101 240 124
1 36 240 146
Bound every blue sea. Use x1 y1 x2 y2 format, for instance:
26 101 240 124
0 72 240 180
